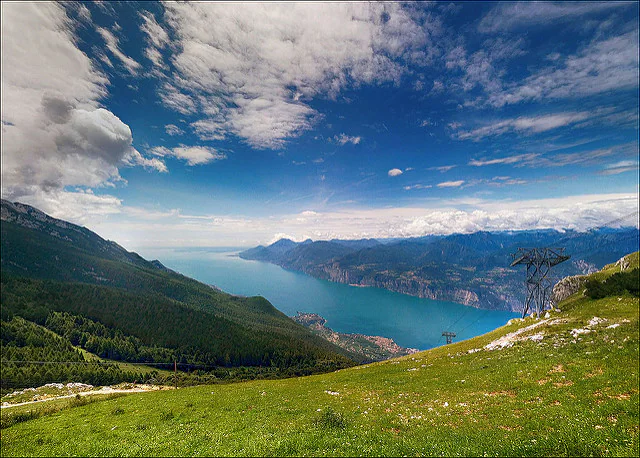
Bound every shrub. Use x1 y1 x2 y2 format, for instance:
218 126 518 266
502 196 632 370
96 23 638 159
313 407 347 430
585 268 640 299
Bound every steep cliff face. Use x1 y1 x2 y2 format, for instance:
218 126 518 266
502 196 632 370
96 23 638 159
311 263 521 310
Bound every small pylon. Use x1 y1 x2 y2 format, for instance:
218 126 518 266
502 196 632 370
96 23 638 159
442 331 456 345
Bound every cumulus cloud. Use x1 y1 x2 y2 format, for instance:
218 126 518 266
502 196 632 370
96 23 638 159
149 146 226 166
159 3 442 149
90 193 639 249
1 3 161 216
388 168 403 177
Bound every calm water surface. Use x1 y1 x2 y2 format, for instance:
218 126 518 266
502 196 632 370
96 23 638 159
145 248 518 350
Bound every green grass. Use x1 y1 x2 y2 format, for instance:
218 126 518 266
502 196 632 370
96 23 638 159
1 255 638 457
73 347 173 376
1 393 127 430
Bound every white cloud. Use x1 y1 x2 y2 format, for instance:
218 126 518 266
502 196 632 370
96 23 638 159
125 149 167 173
140 11 169 71
456 111 591 141
1 3 169 212
428 165 456 173
404 184 432 191
486 31 639 107
462 176 529 188
140 11 169 49
599 160 639 176
469 143 636 169
431 80 444 94
469 153 540 167
159 3 441 149
478 2 630 33
88 193 639 249
0 5 134 198
7 188 123 228
437 180 465 188
97 26 141 75
74 3 92 23
332 133 361 145
149 146 226 166
388 168 403 177
164 124 184 136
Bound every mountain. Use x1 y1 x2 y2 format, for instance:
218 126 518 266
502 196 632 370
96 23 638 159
240 228 640 311
0 199 358 390
3 252 638 456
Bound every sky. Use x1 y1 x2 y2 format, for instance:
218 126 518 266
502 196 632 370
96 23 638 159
1 1 639 252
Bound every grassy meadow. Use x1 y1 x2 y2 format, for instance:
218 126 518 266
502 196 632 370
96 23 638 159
1 256 638 457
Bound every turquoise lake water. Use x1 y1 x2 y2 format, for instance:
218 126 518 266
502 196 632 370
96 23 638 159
145 248 519 351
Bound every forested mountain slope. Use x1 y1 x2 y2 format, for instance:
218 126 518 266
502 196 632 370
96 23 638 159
1 200 358 390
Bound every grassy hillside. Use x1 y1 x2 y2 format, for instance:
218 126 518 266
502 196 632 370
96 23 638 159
2 253 637 456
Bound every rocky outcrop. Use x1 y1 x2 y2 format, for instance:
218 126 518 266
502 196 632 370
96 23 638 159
615 255 631 271
292 312 418 362
551 275 587 305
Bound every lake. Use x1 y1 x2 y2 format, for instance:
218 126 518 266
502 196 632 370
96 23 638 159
144 248 519 350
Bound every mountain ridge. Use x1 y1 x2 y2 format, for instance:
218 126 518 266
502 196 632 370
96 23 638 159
1 200 360 389
240 227 639 311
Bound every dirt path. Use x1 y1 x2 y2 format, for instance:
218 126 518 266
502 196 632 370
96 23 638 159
1 385 172 409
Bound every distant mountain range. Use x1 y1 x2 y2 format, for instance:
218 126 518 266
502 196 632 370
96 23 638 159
240 227 640 311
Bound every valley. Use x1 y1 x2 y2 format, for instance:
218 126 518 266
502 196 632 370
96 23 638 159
2 252 638 456
2 3 638 456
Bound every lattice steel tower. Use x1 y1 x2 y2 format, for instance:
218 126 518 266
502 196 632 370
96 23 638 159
510 247 570 318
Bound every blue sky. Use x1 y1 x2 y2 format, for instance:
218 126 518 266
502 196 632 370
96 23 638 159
2 1 638 250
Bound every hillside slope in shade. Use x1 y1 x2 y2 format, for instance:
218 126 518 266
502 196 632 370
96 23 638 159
1 199 358 384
